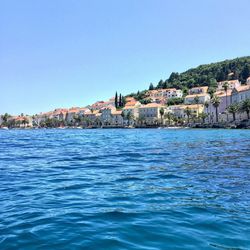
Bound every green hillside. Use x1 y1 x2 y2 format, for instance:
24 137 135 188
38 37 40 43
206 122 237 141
128 56 250 102
156 56 250 90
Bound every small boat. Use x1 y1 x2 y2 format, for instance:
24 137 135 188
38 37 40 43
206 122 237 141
164 127 183 129
1 127 9 130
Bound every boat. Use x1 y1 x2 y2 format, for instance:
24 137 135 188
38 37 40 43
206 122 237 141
164 127 183 129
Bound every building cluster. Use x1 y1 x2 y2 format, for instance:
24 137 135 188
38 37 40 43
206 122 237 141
1 77 250 128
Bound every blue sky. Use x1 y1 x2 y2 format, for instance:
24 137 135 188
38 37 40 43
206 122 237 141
1 0 250 115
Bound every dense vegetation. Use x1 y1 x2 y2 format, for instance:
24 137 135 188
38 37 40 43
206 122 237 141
128 56 250 102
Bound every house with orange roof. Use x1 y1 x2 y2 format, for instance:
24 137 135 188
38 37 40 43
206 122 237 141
184 93 210 104
100 107 115 126
111 110 123 126
138 103 164 124
11 115 33 127
147 88 183 104
231 85 250 104
168 104 204 119
217 80 241 91
123 101 142 125
189 86 208 95
65 107 81 123
52 108 68 121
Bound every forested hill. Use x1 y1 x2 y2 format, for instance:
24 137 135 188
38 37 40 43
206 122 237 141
152 56 250 90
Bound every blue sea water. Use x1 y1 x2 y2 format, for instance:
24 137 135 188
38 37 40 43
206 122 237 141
0 129 249 250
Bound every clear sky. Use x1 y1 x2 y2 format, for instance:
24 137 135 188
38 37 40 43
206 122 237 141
1 0 250 115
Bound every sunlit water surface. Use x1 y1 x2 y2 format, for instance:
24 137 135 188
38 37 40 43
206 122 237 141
0 129 249 249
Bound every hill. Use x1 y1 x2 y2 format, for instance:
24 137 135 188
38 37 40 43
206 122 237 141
128 56 250 101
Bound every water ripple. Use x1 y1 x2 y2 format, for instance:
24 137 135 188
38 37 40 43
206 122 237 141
0 129 250 249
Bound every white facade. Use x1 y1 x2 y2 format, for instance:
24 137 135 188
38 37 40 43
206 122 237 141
189 86 208 95
231 85 250 104
184 94 210 104
217 80 241 91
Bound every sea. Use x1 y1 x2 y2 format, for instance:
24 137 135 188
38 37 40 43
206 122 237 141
0 129 249 249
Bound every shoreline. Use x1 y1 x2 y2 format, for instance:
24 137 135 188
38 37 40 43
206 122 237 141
1 125 250 130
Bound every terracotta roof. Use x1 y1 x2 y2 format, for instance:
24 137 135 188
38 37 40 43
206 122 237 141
218 80 239 84
170 104 204 110
185 93 209 98
191 86 208 90
234 85 250 92
140 103 162 108
123 106 136 110
112 110 122 115
215 90 232 97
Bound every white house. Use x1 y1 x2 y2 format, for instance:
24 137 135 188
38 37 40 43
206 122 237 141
184 93 210 104
231 85 250 104
189 86 208 95
138 103 163 124
217 80 241 91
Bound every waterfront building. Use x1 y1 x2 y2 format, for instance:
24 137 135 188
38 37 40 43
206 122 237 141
122 101 141 125
111 110 124 126
100 107 115 126
205 90 232 123
52 109 68 121
168 104 204 119
138 103 163 125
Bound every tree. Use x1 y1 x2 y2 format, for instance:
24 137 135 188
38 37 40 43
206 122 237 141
157 80 164 89
193 96 200 115
240 99 250 119
227 103 239 121
149 83 154 90
222 81 229 121
115 92 118 108
159 107 164 125
119 94 122 107
126 111 133 126
164 112 173 125
194 96 200 105
241 64 250 82
212 95 221 123
2 113 11 123
121 111 126 126
204 101 209 123
167 97 184 106
208 87 216 99
199 112 208 124
184 107 192 124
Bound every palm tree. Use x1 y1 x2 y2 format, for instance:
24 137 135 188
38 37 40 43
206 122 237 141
212 95 221 123
227 103 239 121
159 107 164 125
193 96 200 116
126 111 133 126
164 112 173 126
2 113 11 123
204 101 209 122
222 81 229 121
198 112 208 124
240 99 250 119
184 107 192 124
208 87 216 123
